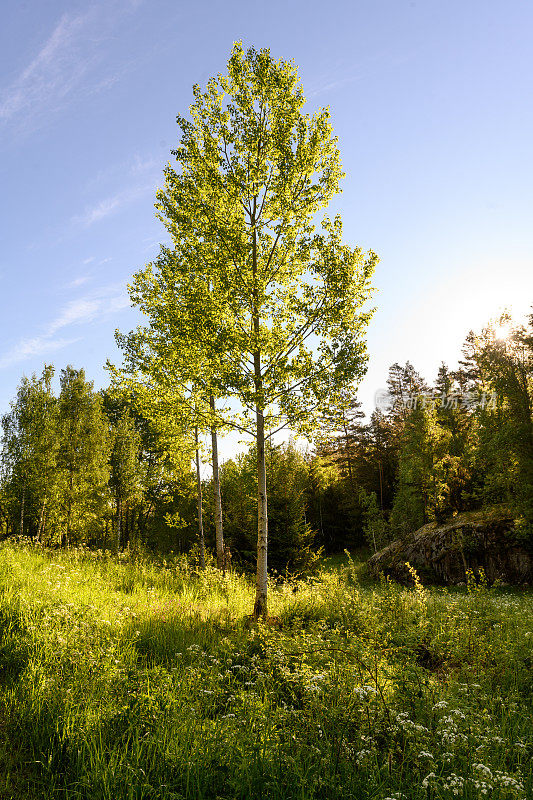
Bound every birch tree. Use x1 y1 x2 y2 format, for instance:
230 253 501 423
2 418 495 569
121 43 377 617
0 366 57 540
109 410 142 551
57 367 110 547
108 329 217 567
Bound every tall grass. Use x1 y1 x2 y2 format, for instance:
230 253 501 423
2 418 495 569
0 541 531 799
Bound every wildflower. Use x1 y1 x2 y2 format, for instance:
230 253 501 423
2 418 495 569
473 764 492 780
355 749 372 765
470 779 493 796
493 771 524 792
449 709 466 720
354 685 377 699
443 773 465 796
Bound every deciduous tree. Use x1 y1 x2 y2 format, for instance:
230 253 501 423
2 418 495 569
57 367 110 546
123 43 377 616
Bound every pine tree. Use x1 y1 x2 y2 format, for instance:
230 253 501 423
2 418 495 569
390 403 451 536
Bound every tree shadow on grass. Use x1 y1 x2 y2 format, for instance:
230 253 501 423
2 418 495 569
0 694 69 799
0 608 30 687
126 605 241 666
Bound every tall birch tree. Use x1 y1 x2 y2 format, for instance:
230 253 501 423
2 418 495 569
122 43 377 617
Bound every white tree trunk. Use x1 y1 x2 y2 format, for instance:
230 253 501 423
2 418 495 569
253 403 268 618
116 497 122 552
195 426 205 570
210 395 225 570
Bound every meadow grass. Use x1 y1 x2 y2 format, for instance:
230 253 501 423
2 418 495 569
0 542 531 800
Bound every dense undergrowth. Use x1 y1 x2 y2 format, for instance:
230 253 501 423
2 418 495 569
0 542 531 800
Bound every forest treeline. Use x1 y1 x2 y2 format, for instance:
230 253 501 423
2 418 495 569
1 312 532 568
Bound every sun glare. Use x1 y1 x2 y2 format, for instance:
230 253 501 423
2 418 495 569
492 320 513 341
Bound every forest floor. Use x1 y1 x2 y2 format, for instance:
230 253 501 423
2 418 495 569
0 542 531 800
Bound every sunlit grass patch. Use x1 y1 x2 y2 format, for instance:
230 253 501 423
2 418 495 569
0 540 531 799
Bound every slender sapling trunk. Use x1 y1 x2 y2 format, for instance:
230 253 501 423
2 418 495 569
116 497 122 552
37 500 46 542
20 484 25 537
253 374 268 619
252 208 268 619
195 426 206 570
210 395 225 570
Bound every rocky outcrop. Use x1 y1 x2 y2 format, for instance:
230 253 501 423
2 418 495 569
367 510 533 585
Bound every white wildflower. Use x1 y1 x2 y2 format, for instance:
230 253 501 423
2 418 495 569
421 772 436 788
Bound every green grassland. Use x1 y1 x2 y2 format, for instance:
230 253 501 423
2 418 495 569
0 543 531 800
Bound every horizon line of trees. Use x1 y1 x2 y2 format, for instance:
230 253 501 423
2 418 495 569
1 309 532 569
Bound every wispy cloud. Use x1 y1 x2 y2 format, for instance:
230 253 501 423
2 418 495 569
0 336 79 370
142 237 163 253
0 283 131 370
0 3 144 140
306 50 414 101
0 11 94 131
63 256 115 289
73 182 155 227
49 285 131 333
47 298 102 334
131 153 159 175
306 70 362 100
65 276 91 289
84 149 162 193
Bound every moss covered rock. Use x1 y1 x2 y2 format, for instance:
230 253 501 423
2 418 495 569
367 509 533 585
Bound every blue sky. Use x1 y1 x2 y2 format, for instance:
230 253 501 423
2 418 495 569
1 0 532 453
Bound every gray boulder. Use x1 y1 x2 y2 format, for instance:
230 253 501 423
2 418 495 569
367 509 533 585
